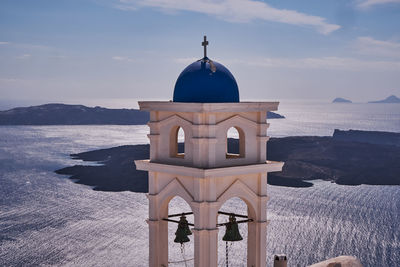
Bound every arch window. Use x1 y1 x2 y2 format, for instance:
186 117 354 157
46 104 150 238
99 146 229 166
217 197 248 266
226 126 245 158
167 196 194 264
170 126 185 158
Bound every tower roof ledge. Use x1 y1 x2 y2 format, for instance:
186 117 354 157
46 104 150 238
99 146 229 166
138 101 279 112
134 160 284 178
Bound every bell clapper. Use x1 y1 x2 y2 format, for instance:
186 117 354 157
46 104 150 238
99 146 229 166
225 241 229 267
180 243 188 267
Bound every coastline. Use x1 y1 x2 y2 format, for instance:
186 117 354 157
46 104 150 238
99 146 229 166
55 130 400 191
1 125 399 267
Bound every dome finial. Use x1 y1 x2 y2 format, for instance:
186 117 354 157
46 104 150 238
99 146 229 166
202 35 209 58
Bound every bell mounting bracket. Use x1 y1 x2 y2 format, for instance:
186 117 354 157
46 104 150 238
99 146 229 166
162 211 253 226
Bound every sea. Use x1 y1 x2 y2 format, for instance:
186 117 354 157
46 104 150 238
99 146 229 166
0 101 399 267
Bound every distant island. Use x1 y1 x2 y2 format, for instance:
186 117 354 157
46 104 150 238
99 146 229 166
56 129 400 191
267 111 285 119
368 95 400 103
0 103 284 125
0 103 149 125
332 97 352 103
331 95 400 104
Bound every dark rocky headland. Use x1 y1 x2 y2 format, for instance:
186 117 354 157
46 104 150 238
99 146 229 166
0 103 284 125
267 129 400 187
0 103 149 125
56 129 400 191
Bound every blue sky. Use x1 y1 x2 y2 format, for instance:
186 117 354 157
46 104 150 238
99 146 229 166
0 0 399 108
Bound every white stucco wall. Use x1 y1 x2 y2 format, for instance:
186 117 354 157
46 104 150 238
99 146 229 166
135 101 284 267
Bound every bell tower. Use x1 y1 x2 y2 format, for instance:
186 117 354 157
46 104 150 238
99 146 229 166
135 36 284 267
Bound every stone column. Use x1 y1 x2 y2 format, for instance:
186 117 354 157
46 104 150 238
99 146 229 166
148 186 169 267
148 219 169 267
193 229 219 267
247 220 268 267
191 197 219 267
248 178 268 267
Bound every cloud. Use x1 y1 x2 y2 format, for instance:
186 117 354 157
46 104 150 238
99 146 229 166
16 54 31 59
112 56 134 62
2 42 58 52
116 0 340 34
114 4 138 10
357 0 400 9
355 36 400 58
228 56 400 71
50 55 67 59
0 78 20 83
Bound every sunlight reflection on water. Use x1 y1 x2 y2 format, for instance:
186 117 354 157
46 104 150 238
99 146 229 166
1 101 399 266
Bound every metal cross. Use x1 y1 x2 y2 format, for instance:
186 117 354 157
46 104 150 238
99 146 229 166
202 35 208 58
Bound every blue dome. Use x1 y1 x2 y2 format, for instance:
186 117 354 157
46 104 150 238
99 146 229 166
173 57 239 103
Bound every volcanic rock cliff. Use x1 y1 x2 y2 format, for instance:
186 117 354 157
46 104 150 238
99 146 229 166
56 130 400 191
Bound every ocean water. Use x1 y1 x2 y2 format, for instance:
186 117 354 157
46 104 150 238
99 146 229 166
268 101 400 137
0 102 399 267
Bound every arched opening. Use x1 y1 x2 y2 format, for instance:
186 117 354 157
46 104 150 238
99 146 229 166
167 196 194 266
177 127 185 155
170 126 185 158
226 126 245 158
217 197 249 266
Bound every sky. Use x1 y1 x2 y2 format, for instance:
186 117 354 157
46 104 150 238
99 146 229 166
0 0 400 108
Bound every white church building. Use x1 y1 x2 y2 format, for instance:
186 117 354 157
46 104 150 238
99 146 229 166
134 37 362 267
135 36 362 267
135 36 284 267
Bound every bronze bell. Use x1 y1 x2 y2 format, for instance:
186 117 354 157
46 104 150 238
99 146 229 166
180 214 192 236
174 214 191 244
222 215 243 242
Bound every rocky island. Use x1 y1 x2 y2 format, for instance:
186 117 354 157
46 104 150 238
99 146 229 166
0 103 284 125
368 95 400 103
0 103 149 125
267 131 400 187
332 97 352 103
56 129 400 191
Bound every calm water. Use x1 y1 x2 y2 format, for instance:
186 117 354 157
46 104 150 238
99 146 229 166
269 101 400 137
0 102 399 266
